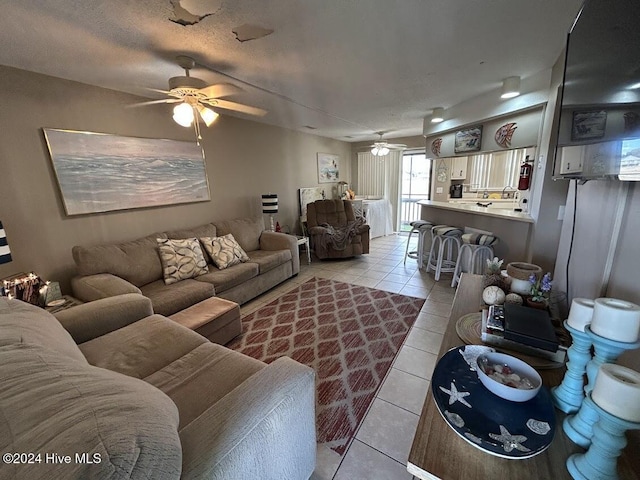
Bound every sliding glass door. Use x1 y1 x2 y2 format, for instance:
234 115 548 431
400 151 431 232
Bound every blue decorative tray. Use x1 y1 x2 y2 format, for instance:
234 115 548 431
431 345 556 459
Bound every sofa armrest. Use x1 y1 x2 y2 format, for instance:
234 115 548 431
71 273 142 303
54 293 154 344
259 231 300 275
179 356 316 480
309 226 330 235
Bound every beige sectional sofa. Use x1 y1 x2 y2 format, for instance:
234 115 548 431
70 217 299 316
0 294 316 480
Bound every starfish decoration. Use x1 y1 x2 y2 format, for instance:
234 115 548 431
489 425 531 453
439 382 472 408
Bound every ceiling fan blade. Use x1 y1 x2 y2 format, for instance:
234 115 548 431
145 87 172 95
198 83 243 100
205 99 267 116
127 98 181 108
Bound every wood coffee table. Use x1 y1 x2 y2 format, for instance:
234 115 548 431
407 274 640 480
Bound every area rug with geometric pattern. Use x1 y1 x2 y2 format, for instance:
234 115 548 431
226 277 425 455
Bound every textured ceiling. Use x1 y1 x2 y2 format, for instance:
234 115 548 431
0 0 583 142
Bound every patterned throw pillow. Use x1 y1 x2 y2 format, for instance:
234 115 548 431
157 238 209 285
200 234 250 270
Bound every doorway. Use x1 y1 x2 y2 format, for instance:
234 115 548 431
400 151 432 232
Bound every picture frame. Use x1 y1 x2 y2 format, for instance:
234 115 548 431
454 125 483 153
299 187 325 218
317 153 340 183
571 110 607 141
43 129 210 215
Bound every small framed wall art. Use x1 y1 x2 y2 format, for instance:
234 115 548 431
571 110 607 141
317 153 340 183
454 125 483 153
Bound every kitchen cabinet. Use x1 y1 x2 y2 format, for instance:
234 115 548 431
557 142 622 177
558 145 584 175
450 157 468 179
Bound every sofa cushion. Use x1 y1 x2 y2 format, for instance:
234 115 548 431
247 249 292 274
0 343 181 480
200 234 249 270
145 342 265 430
194 262 259 293
214 217 264 252
157 238 209 285
140 279 215 317
72 233 167 287
0 298 87 364
165 223 217 240
79 314 208 379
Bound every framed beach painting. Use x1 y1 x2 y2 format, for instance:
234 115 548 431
571 110 607 141
454 125 483 153
317 153 340 183
43 129 210 215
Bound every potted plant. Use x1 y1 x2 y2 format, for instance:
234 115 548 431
527 272 552 309
483 257 505 289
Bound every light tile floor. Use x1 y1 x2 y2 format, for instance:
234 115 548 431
240 234 455 480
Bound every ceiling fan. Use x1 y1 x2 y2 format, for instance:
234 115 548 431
367 132 407 156
132 55 267 141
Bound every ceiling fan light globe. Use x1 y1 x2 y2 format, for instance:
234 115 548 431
380 147 390 156
173 103 194 127
371 147 380 156
198 106 219 127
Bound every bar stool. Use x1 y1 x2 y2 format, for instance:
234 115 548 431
426 225 463 281
404 220 432 265
416 222 435 270
451 232 499 287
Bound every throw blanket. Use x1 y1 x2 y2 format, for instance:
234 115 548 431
313 218 365 252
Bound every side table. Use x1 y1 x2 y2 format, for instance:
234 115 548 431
296 235 311 264
45 295 83 314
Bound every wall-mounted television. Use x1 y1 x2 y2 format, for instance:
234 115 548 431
554 0 640 180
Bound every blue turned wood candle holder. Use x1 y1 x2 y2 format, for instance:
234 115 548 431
563 327 640 448
566 395 640 480
552 321 592 414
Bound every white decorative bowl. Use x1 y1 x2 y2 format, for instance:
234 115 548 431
476 352 541 402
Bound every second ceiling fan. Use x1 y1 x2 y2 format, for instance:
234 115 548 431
368 132 407 156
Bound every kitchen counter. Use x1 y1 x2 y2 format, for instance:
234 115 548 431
417 199 534 223
418 200 534 264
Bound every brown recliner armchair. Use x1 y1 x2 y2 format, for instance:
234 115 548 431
306 199 370 259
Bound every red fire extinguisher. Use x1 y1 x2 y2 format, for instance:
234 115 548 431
518 155 532 190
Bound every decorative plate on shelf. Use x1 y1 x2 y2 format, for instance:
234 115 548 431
432 345 556 459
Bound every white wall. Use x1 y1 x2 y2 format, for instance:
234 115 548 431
554 179 639 301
